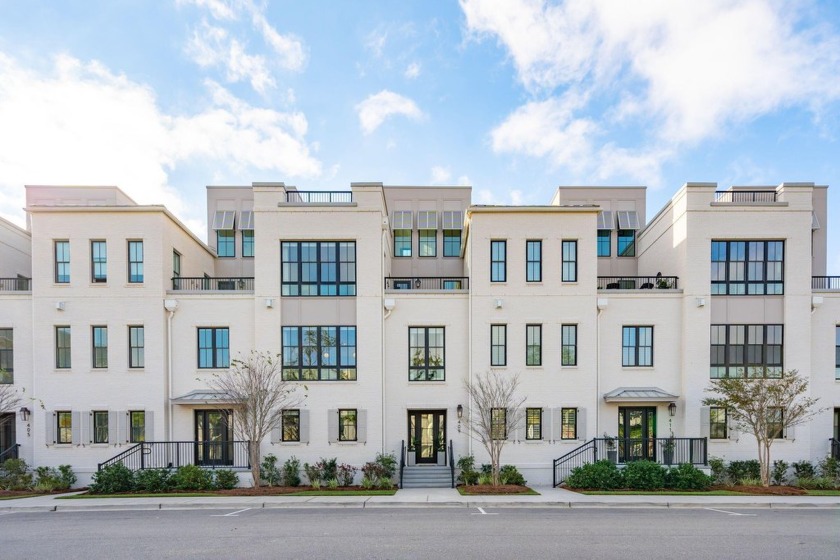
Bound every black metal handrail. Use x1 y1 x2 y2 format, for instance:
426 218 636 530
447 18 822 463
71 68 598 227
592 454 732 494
0 444 21 463
0 278 31 291
171 277 254 291
597 276 679 290
385 277 470 290
399 439 406 489
553 439 596 487
448 439 455 488
812 277 840 290
285 191 352 203
831 438 840 461
98 441 251 471
714 190 777 203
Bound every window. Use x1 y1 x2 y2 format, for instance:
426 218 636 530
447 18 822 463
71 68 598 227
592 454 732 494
282 326 356 381
767 408 783 439
55 240 70 283
126 240 144 283
281 241 356 296
710 407 728 439
56 326 71 369
338 409 357 441
562 240 577 282
561 408 577 440
197 327 229 369
711 240 784 295
394 230 412 257
419 230 436 257
597 230 611 257
93 411 108 444
490 240 506 282
282 410 300 442
129 326 144 368
56 411 72 444
622 326 653 367
443 230 460 257
91 240 107 283
491 408 506 440
129 411 145 443
526 324 542 366
172 250 181 278
617 229 635 257
836 326 840 380
242 230 254 257
561 324 577 366
710 324 783 378
0 329 12 384
217 230 235 257
490 324 506 367
92 326 108 369
409 327 445 381
526 408 542 440
526 240 542 282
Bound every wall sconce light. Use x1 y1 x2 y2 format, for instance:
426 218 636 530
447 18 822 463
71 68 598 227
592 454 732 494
265 298 274 308
414 278 422 289
668 402 677 417
457 404 463 433
696 297 706 308
19 407 30 422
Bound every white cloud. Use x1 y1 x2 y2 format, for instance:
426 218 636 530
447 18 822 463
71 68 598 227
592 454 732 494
365 28 389 58
456 175 471 186
404 62 421 79
355 90 424 135
186 21 275 93
249 7 306 71
430 166 451 184
177 0 238 21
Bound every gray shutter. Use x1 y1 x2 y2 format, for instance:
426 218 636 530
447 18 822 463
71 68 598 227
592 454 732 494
119 411 129 443
270 420 281 444
356 410 367 443
551 408 562 442
728 416 739 441
327 409 338 443
81 411 91 444
700 407 711 439
45 411 56 445
784 424 795 441
577 408 586 440
71 411 81 445
108 411 120 444
299 410 310 444
145 410 154 441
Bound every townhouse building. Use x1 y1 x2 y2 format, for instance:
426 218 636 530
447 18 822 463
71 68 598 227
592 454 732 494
0 181 838 486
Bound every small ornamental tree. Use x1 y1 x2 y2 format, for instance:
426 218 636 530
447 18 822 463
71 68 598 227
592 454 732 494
703 369 824 487
205 351 304 487
463 370 526 486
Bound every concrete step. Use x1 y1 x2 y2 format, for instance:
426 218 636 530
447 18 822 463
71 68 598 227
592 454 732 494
402 466 453 488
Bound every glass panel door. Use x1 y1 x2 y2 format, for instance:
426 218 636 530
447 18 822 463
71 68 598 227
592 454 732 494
618 407 656 462
408 410 446 464
195 409 233 466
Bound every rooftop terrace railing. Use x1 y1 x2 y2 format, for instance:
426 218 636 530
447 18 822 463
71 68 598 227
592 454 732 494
285 191 352 203
714 190 777 203
385 277 469 291
171 277 254 291
597 276 679 290
812 276 840 290
0 277 31 291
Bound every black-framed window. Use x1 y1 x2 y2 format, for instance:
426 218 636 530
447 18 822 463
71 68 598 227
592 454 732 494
128 240 144 283
525 408 542 440
443 230 460 257
129 411 145 443
561 408 577 439
282 326 356 381
282 409 300 442
338 409 357 441
56 326 71 369
767 408 783 439
93 411 108 444
490 324 506 366
491 408 506 440
281 241 356 296
526 324 542 366
836 326 840 380
562 240 577 282
55 240 70 283
0 329 12 384
56 411 72 444
197 327 229 369
242 230 254 258
711 240 784 295
526 240 541 282
217 230 235 257
91 240 107 283
710 407 727 439
409 327 445 381
710 324 783 378
394 230 412 257
597 230 610 257
419 230 436 257
561 324 577 366
173 250 181 278
491 240 506 282
129 326 144 368
622 326 653 367
92 326 108 369
617 229 635 257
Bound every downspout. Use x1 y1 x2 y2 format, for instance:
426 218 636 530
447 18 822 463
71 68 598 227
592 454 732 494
164 299 179 440
381 227 388 455
595 303 602 437
467 224 473 458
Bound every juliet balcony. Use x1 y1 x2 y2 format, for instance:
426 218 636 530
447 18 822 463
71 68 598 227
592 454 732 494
597 276 679 290
0 277 31 291
385 276 469 292
812 276 840 291
171 277 255 292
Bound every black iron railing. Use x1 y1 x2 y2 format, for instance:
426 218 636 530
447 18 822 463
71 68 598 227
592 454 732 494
285 191 352 203
448 439 455 488
812 277 840 290
553 439 596 487
399 439 406 489
0 444 20 463
0 278 31 291
714 190 777 203
98 441 251 471
597 276 679 290
385 277 470 290
831 438 840 461
171 277 254 291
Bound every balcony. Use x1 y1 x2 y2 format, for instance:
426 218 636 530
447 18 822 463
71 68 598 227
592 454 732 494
0 277 31 291
171 277 254 292
597 276 679 290
812 276 840 291
285 191 352 203
385 276 469 291
714 190 777 203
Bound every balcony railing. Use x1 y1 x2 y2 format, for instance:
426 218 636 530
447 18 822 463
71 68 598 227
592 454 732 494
597 276 679 290
171 277 254 291
385 276 469 291
812 276 840 290
285 191 352 203
98 441 251 471
0 277 31 291
714 190 777 203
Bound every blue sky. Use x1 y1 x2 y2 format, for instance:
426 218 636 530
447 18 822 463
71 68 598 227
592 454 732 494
1 0 839 271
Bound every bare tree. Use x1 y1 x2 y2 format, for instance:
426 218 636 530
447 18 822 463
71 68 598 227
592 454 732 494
463 370 526 486
205 351 304 486
703 369 825 486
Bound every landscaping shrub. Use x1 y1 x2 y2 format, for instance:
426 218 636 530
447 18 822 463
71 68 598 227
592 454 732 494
89 463 135 494
374 453 397 481
327 478 339 489
303 462 322 486
361 453 397 488
213 469 239 490
316 457 338 484
456 455 479 485
792 460 816 481
260 454 281 487
361 476 375 489
337 463 357 486
282 456 301 487
33 465 76 492
477 473 492 486
771 460 789 486
134 468 173 493
171 464 214 491
0 458 33 491
796 477 837 490
708 456 727 485
818 456 840 481
360 462 381 487
665 464 712 491
58 465 77 489
738 477 763 487
499 465 526 486
565 460 624 490
623 461 666 490
727 460 760 484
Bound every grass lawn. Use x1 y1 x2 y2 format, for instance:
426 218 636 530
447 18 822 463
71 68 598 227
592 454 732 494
0 494 40 500
457 486 540 496
61 489 398 499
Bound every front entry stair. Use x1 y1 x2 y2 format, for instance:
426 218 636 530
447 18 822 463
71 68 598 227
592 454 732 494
401 465 452 488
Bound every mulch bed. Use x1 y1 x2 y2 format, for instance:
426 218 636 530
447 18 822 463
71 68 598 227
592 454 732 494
710 485 807 496
458 484 534 495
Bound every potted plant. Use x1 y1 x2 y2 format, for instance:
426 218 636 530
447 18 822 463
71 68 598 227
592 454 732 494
603 433 618 463
662 433 676 465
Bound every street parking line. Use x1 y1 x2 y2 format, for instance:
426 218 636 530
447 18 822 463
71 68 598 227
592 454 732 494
471 507 498 515
704 508 757 517
210 508 252 517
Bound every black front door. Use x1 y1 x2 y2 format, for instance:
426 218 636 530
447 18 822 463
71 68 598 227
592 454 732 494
0 413 15 454
408 410 446 464
195 409 233 466
618 407 656 462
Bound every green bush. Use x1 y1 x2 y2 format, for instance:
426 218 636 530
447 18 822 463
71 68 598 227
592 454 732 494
134 469 173 493
360 453 397 489
0 458 33 491
456 455 479 485
58 465 77 489
89 464 135 494
499 465 526 486
477 473 492 485
792 460 816 481
818 456 840 480
771 460 789 486
374 453 397 480
623 461 666 490
260 454 281 487
213 469 238 490
282 456 301 487
337 463 357 486
34 465 76 492
171 464 214 491
708 456 728 485
565 460 624 490
796 477 838 490
727 460 760 484
665 464 712 491
739 477 763 486
316 457 338 483
303 462 321 486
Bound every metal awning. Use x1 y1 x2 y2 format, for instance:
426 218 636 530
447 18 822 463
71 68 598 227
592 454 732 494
616 210 640 230
211 210 236 230
603 387 678 402
170 390 237 404
596 210 614 230
239 210 254 230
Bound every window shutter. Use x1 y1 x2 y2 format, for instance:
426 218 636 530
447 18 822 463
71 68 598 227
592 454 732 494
46 411 56 445
442 211 463 230
784 424 795 441
80 411 91 444
327 409 338 443
119 411 129 443
71 411 81 445
391 211 412 230
357 410 367 443
700 407 710 439
145 410 154 441
728 417 739 441
577 408 586 440
417 211 437 230
299 410 310 444
551 408 562 442
108 411 120 444
270 420 281 444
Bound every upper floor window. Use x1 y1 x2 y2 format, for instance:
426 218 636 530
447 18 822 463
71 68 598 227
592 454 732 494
172 250 181 278
443 230 460 257
622 326 653 367
711 240 784 295
242 230 254 258
282 326 357 381
129 411 146 443
282 409 300 442
55 240 70 283
490 324 506 367
197 327 229 369
491 240 506 282
409 327 445 381
394 230 412 257
561 324 577 366
562 240 577 282
217 230 235 258
767 408 784 439
281 241 356 297
0 329 12 383
526 240 542 282
617 230 635 257
92 326 108 369
710 324 783 378
55 326 71 369
129 326 144 369
419 230 436 257
491 408 507 440
710 407 728 439
526 324 542 366
91 240 107 283
128 241 144 283
597 230 611 257
525 408 542 440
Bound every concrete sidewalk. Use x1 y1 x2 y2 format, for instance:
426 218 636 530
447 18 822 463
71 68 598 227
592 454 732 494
3 487 840 512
